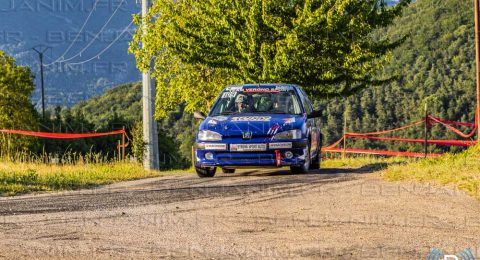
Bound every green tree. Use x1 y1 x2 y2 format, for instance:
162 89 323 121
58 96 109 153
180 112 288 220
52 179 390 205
130 0 410 118
0 51 38 155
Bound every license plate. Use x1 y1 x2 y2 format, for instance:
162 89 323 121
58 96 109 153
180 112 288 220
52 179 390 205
204 143 227 150
230 143 267 152
269 142 292 149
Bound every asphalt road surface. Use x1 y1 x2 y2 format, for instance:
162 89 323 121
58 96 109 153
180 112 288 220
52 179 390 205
1 167 479 259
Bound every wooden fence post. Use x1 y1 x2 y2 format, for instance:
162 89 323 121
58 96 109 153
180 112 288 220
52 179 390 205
117 140 121 162
122 126 126 161
424 103 428 158
343 116 347 159
191 146 195 168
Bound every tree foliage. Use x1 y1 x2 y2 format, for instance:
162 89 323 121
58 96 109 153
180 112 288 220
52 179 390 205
130 0 410 118
0 51 38 155
69 83 191 169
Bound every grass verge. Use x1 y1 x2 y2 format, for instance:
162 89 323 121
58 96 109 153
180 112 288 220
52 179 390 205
0 161 192 196
382 145 480 199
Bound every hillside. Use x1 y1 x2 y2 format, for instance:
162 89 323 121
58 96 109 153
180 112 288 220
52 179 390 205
0 1 141 107
317 0 476 153
72 82 142 129
71 82 195 169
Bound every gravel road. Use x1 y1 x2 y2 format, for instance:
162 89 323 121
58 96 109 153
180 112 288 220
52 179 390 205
1 166 479 259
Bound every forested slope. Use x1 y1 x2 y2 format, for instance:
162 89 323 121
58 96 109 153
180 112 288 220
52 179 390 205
317 0 477 153
71 83 195 169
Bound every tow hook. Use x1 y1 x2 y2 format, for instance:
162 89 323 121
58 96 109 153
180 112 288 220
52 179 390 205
275 150 281 166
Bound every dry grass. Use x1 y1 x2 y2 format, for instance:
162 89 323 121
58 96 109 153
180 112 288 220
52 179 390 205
382 146 480 199
0 160 192 196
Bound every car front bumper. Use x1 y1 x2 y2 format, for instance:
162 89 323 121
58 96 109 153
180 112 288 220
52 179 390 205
195 140 308 168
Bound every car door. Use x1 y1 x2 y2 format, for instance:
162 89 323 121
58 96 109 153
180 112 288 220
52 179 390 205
297 88 320 158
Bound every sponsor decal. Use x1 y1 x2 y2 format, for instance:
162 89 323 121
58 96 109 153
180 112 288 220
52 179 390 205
283 117 295 124
267 124 281 135
204 143 227 150
224 85 294 93
273 85 293 91
269 142 292 149
207 119 218 126
221 92 236 98
243 88 280 93
225 86 243 92
231 116 271 122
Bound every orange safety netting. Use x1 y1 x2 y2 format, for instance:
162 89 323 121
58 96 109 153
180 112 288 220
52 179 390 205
344 134 476 147
0 129 130 148
351 119 426 136
427 116 478 139
0 129 126 139
322 115 478 157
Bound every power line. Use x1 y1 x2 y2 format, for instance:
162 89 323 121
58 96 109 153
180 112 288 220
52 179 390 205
45 0 126 66
59 0 126 63
44 0 101 66
65 20 134 66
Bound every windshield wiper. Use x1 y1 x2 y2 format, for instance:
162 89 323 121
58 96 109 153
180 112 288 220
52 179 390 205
268 111 288 114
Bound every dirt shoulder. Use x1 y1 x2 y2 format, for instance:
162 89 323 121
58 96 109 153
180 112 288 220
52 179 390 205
0 168 479 259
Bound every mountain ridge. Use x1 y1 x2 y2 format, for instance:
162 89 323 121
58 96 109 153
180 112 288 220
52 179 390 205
1 0 140 108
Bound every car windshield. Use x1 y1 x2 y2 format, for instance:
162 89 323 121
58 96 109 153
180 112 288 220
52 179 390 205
210 87 303 116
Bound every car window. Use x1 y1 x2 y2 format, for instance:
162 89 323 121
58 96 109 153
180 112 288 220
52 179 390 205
210 88 303 116
298 88 313 115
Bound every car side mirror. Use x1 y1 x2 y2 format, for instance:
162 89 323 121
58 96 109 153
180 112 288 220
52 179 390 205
307 110 322 119
194 111 207 120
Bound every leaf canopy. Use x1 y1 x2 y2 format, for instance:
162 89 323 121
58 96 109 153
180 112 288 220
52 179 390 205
130 0 410 118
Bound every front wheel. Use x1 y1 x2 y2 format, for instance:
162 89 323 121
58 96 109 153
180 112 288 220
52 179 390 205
290 146 310 174
310 135 322 170
310 150 321 170
196 166 216 178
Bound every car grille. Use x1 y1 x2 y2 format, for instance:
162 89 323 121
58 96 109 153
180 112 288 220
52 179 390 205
216 153 275 161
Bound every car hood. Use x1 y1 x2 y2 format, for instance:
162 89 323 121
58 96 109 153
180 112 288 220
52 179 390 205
199 114 305 137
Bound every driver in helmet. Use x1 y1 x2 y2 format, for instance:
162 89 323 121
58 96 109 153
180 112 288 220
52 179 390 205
255 93 273 112
235 93 251 113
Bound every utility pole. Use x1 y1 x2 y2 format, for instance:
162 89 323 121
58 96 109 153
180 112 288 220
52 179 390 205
475 0 480 140
32 45 50 119
141 0 160 170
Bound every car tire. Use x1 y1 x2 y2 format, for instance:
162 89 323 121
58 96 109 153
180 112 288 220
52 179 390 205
310 149 321 170
222 168 235 174
310 135 322 170
196 166 216 178
290 145 310 174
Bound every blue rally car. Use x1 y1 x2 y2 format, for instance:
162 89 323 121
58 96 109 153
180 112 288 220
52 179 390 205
193 84 322 177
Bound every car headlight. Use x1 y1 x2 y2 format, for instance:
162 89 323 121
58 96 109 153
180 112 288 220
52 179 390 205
198 130 222 141
273 129 302 140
